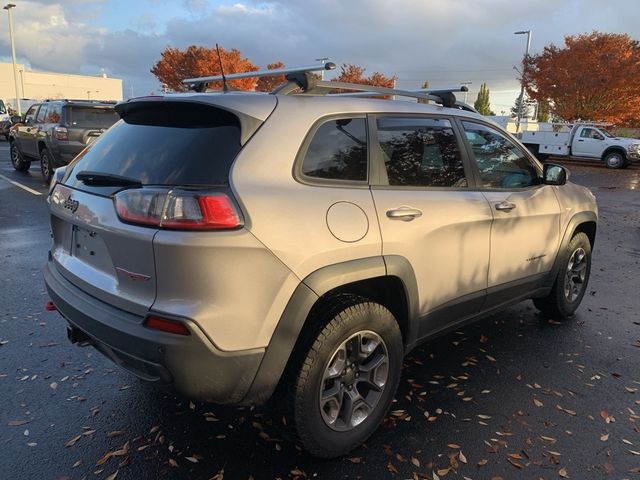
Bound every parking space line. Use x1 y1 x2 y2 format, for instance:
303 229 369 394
0 173 43 196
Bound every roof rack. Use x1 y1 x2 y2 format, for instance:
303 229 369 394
312 82 472 109
183 62 337 92
181 63 476 110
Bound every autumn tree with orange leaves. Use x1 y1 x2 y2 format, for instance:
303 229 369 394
151 45 259 92
523 32 640 125
255 62 286 92
334 64 396 88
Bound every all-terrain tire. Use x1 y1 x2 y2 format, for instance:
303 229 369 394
290 295 403 458
40 148 54 183
10 141 30 172
533 232 592 319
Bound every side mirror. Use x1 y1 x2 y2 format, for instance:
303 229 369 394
543 163 568 185
10 115 21 124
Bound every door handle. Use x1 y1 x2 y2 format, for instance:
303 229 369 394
386 207 423 221
577 139 584 142
495 201 516 212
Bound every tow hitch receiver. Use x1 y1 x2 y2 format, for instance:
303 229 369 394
67 327 92 346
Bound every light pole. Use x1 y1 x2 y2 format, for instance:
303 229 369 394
315 57 330 80
4 3 21 115
461 81 472 103
514 30 531 132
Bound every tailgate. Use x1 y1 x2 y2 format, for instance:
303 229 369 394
64 106 119 146
50 184 157 316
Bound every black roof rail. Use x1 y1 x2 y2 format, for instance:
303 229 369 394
43 99 117 104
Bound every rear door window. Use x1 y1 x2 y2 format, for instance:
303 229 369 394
375 117 467 187
64 102 242 192
299 117 368 182
65 107 119 128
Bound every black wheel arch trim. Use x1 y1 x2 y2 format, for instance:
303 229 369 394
243 255 419 405
546 211 597 286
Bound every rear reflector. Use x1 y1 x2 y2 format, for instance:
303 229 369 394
114 188 242 230
144 316 191 336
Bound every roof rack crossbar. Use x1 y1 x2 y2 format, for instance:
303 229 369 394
182 62 336 85
308 81 468 108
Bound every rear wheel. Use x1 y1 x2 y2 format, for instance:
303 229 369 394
40 148 54 182
534 232 591 319
603 151 626 169
291 296 403 458
10 142 30 172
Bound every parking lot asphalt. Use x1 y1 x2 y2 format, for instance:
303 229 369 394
1 143 639 480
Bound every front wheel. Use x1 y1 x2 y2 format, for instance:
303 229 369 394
603 151 626 169
10 142 31 172
534 232 592 319
291 297 403 458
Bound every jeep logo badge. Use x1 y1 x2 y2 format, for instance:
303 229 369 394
63 196 79 213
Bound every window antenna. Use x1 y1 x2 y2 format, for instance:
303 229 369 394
216 43 229 93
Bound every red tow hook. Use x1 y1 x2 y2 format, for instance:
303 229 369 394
45 301 57 312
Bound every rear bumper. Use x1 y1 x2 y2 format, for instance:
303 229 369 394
44 261 265 404
49 142 85 166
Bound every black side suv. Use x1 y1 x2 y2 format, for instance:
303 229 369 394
9 99 119 181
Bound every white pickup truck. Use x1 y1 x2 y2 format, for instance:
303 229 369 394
517 122 640 169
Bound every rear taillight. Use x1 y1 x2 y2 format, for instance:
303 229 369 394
144 316 190 336
53 126 68 141
114 188 242 230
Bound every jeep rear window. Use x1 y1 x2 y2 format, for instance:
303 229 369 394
64 102 241 191
65 106 120 128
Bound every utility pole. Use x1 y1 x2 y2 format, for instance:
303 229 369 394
4 3 21 115
514 30 532 132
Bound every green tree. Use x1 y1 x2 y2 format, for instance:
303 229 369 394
473 83 492 115
510 96 531 118
417 80 429 104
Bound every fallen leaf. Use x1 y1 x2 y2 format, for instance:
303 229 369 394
387 462 398 474
8 420 30 426
507 457 524 468
600 433 609 441
107 431 125 438
185 457 199 463
209 468 224 480
478 459 488 466
534 398 544 407
558 467 568 477
347 457 362 464
447 443 461 449
411 457 420 467
65 435 82 447
459 451 467 464
168 458 178 468
105 471 118 480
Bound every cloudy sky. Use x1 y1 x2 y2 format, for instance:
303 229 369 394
0 0 638 112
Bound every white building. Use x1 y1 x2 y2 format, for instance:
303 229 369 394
1 62 123 111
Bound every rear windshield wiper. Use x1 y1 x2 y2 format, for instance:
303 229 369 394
75 171 142 187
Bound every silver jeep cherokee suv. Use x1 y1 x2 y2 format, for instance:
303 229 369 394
44 66 597 458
